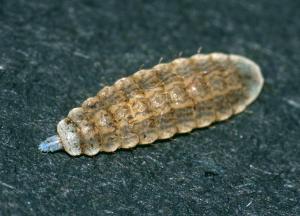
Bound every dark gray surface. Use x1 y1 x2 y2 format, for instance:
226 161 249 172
1 0 300 215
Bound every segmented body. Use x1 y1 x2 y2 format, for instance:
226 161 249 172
56 53 263 156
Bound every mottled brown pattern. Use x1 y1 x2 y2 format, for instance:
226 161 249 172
57 53 263 155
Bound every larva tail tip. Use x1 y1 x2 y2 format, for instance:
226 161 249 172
39 135 63 153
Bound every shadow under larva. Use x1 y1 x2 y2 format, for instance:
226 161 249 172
39 53 264 156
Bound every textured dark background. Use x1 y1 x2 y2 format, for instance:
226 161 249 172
0 0 300 215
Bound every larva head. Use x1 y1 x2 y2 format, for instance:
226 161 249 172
57 119 81 156
229 54 264 109
192 53 264 114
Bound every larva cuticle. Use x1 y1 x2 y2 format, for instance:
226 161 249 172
39 53 264 156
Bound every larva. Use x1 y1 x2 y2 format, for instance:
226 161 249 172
39 53 264 156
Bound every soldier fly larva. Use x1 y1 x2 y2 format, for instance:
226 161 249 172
39 53 264 156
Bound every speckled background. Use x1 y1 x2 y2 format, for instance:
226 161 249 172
0 0 299 215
